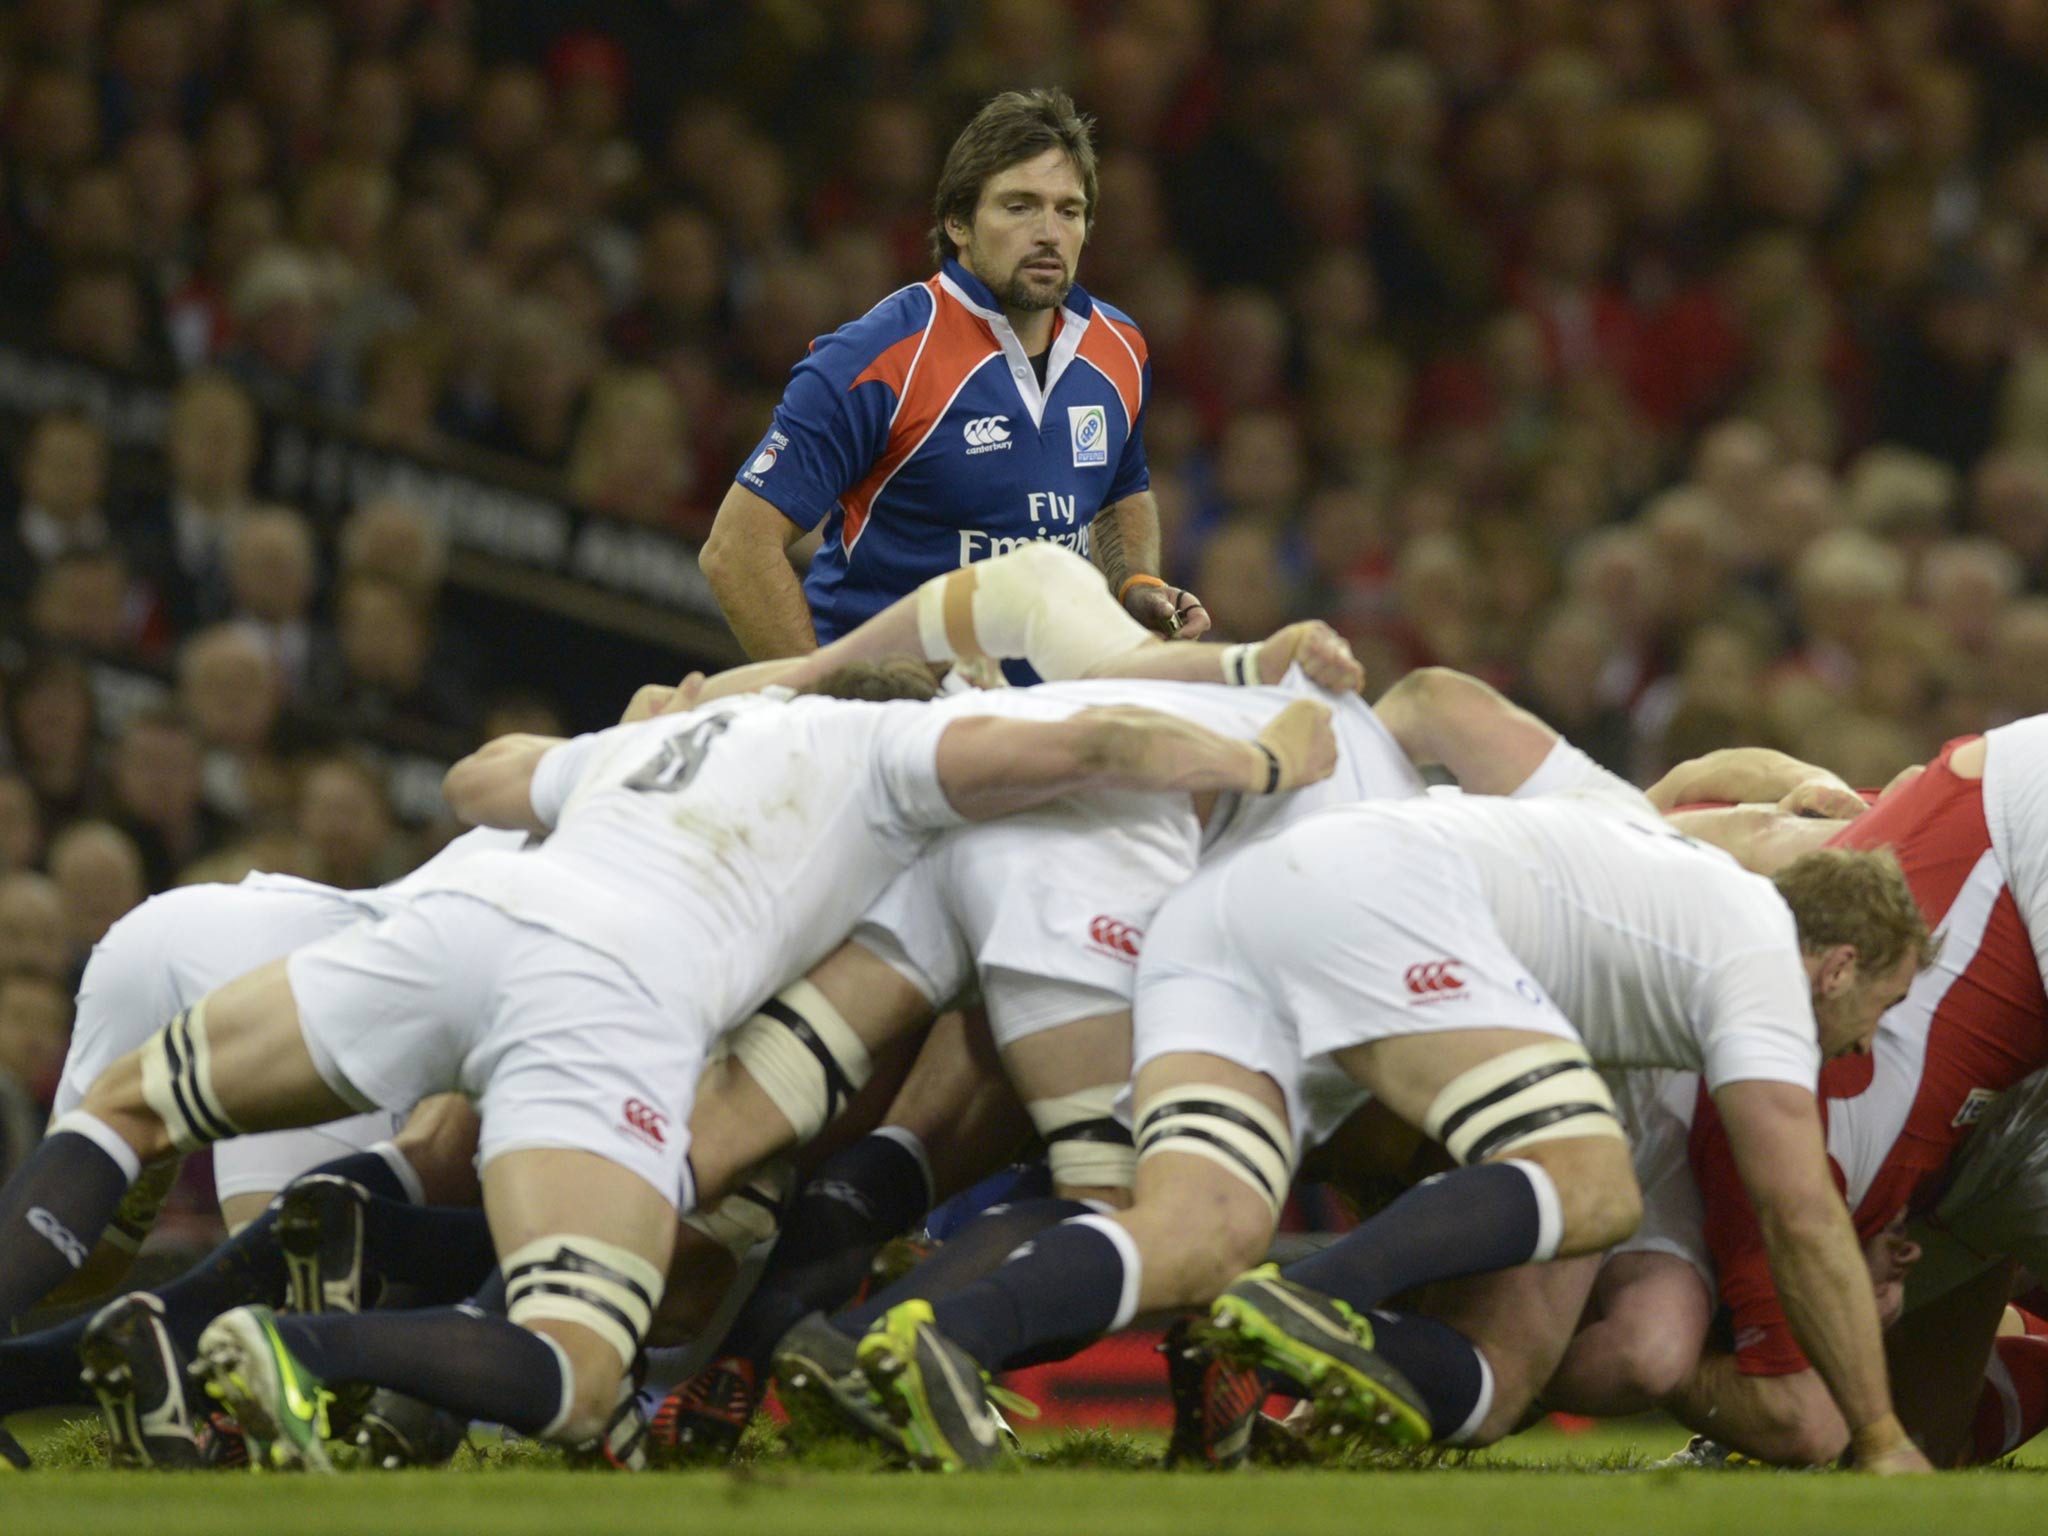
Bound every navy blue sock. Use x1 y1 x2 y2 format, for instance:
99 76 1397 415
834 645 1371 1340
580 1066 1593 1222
835 1197 1091 1337
361 1202 495 1302
0 1323 95 1416
0 1131 133 1326
298 1149 411 1205
929 1217 1131 1372
146 1149 416 1350
274 1307 567 1436
1282 1162 1553 1312
1366 1310 1490 1443
713 1132 933 1376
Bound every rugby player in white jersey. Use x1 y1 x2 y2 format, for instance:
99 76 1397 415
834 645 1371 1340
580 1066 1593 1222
586 665 1423 1454
820 670 1933 1474
0 647 1337 1469
1536 717 2048 1467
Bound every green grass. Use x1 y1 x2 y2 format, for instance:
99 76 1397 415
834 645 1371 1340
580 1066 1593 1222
7 1415 2047 1536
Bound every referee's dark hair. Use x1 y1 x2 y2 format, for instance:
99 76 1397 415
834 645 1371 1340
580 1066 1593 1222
930 87 1098 266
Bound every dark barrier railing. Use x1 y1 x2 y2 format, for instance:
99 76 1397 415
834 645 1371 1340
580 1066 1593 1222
0 343 744 734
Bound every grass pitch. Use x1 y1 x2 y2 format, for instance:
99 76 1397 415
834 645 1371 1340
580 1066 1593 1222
7 1415 2046 1536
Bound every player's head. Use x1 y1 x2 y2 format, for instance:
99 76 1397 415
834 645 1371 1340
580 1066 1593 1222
797 658 940 704
1773 847 1935 1057
931 87 1096 312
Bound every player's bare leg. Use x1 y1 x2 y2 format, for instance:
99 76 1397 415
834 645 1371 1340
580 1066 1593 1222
1002 1012 1135 1207
0 959 359 1327
686 940 934 1204
1198 1027 1635 1448
808 1009 1139 1385
1543 1251 1714 1418
198 1149 677 1468
804 1052 1285 1469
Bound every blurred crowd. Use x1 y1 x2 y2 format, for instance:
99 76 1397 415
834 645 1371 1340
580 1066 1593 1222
12 0 2048 1129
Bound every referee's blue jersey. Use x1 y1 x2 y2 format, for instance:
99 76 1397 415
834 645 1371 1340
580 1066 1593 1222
736 257 1151 643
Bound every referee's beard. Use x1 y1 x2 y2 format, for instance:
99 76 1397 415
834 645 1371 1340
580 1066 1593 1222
992 255 1072 313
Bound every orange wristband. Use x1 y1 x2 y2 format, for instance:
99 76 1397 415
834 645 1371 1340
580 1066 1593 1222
1118 573 1168 603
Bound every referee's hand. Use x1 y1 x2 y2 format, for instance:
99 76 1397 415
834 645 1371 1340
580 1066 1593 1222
1125 582 1210 641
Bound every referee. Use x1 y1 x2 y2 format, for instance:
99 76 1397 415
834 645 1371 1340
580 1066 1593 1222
700 87 1206 658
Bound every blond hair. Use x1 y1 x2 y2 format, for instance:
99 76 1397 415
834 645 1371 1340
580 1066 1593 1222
1773 846 1935 977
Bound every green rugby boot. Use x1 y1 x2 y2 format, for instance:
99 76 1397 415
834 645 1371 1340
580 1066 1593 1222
193 1305 336 1471
1198 1266 1432 1448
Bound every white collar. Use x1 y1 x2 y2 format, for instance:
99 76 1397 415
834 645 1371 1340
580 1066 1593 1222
937 270 1088 429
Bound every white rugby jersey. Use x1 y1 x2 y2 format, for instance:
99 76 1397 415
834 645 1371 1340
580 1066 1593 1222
412 692 959 1034
912 665 1425 858
1983 713 2048 985
1389 742 1821 1091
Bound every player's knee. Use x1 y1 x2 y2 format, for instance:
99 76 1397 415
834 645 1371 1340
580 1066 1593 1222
1769 1413 1851 1468
1561 1164 1642 1255
1609 1315 1698 1402
75 1062 175 1164
525 1320 627 1445
1133 1084 1293 1299
504 1233 664 1446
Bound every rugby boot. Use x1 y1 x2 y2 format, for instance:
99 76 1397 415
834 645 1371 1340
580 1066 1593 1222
772 1311 901 1448
1198 1266 1431 1448
276 1174 372 1316
1160 1316 1264 1469
1650 1435 1766 1470
353 1389 467 1469
647 1355 757 1465
197 1411 250 1469
854 1300 1036 1472
77 1292 206 1469
194 1305 336 1471
0 1424 27 1470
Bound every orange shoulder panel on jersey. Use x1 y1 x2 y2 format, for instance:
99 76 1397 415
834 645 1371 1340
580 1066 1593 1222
1076 311 1145 431
836 291 1000 550
850 278 942 397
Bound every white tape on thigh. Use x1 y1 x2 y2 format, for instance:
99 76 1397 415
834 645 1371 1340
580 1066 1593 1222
680 1156 795 1257
1133 1085 1295 1215
1423 1041 1625 1165
727 980 873 1143
138 1004 243 1154
918 544 1152 680
1029 1085 1137 1190
504 1234 665 1371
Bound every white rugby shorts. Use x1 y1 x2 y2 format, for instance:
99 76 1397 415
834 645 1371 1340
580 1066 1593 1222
855 792 1200 1047
56 881 404 1204
288 892 705 1208
1604 1070 1712 1285
1131 808 1580 1144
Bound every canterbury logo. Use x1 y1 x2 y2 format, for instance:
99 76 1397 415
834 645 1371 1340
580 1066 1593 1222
963 415 1012 448
1088 915 1143 959
621 1098 668 1146
28 1207 89 1268
1404 960 1466 997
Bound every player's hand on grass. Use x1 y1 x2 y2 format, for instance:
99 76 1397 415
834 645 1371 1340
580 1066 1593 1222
1776 778 1866 821
1125 581 1210 641
1255 700 1337 792
1849 1416 1933 1473
1257 621 1365 694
